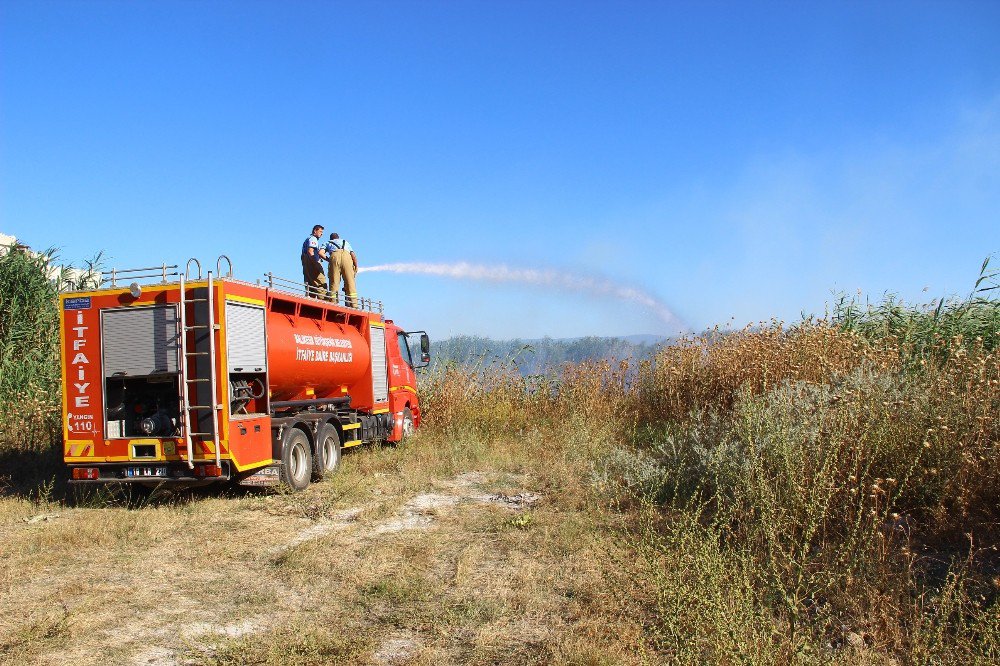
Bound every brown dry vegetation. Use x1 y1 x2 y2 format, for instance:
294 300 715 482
619 325 1000 663
0 407 653 665
427 322 1000 663
1 247 998 664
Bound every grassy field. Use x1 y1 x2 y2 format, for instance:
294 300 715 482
0 247 998 664
1 414 646 665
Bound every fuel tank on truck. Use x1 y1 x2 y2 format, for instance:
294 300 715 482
266 309 371 402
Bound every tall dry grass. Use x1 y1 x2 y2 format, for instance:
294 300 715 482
421 270 999 662
609 332 999 662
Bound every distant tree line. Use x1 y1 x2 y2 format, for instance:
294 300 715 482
429 335 666 374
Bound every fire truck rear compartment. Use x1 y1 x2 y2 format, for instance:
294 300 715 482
104 375 180 438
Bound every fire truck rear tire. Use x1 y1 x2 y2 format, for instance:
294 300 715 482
313 421 342 480
280 427 312 492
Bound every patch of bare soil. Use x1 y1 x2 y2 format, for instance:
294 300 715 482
372 632 420 665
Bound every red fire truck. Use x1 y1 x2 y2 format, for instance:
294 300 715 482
59 257 429 491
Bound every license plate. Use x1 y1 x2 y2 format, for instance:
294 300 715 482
126 466 167 478
239 466 280 487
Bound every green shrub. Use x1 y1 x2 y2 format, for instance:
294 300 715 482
0 243 99 491
0 245 61 411
834 256 1000 362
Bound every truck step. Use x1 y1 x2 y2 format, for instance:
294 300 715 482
185 351 208 356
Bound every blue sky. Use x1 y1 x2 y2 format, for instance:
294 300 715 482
2 1 998 339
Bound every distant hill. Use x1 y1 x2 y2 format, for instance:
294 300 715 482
429 335 671 374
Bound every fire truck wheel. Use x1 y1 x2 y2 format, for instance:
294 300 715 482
313 422 342 480
280 427 312 491
401 408 415 440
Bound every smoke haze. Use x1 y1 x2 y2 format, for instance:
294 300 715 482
359 262 686 331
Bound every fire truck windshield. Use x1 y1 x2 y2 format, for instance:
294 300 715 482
397 331 414 367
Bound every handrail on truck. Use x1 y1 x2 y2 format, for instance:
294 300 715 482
216 255 233 278
96 260 384 314
102 264 179 287
185 258 202 280
263 272 384 314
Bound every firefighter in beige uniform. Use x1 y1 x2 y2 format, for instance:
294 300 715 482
325 233 358 307
301 225 329 299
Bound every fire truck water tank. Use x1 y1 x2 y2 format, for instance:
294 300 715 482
265 311 371 401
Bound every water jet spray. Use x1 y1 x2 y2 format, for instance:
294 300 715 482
359 261 686 331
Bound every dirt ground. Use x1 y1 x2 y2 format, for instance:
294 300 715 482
0 433 650 666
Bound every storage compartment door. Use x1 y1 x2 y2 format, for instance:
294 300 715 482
370 325 388 403
102 305 180 376
225 302 267 373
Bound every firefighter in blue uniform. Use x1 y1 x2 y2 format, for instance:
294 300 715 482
301 225 329 299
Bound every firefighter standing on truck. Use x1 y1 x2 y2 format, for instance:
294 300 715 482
325 232 358 307
301 225 329 299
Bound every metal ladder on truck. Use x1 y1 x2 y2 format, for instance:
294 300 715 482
178 268 222 470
